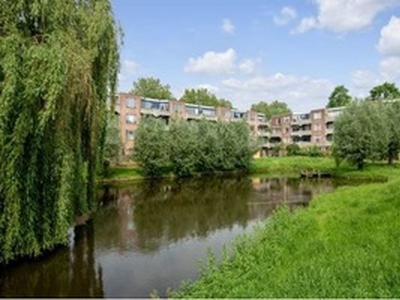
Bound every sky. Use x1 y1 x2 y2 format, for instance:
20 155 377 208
112 0 400 112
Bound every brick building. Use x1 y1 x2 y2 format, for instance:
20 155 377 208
116 93 269 156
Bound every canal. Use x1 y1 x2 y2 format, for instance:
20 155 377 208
0 176 340 297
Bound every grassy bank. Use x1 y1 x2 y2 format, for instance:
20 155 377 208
170 163 400 298
97 167 142 183
100 156 339 182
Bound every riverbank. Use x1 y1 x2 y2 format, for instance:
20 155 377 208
99 156 339 183
170 162 400 298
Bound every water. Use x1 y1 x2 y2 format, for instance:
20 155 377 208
0 176 338 297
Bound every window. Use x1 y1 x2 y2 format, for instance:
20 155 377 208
126 98 136 108
313 112 322 120
126 115 136 124
126 130 135 140
313 124 322 131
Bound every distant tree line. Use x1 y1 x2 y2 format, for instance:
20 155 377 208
131 77 233 108
133 118 256 177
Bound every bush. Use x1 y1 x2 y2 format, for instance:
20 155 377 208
303 145 324 157
133 118 255 177
286 144 302 156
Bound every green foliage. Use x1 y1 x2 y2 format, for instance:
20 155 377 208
286 144 302 156
131 77 173 99
384 101 400 164
303 145 324 157
251 156 338 175
326 85 352 108
133 117 170 177
333 101 391 169
0 0 120 262
104 111 122 163
251 100 291 119
369 82 400 101
180 88 232 108
171 165 400 298
168 120 199 176
133 118 254 177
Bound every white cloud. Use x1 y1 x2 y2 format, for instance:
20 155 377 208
196 84 220 92
376 16 400 81
221 73 334 112
117 59 140 90
123 59 140 74
185 48 237 74
380 56 400 81
184 48 258 74
293 0 399 34
221 18 235 34
351 70 380 90
377 16 400 56
350 69 382 97
238 59 257 74
291 17 318 34
273 6 297 26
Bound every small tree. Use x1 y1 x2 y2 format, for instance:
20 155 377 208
286 144 302 156
168 119 199 177
132 77 173 99
133 117 170 176
326 85 352 108
333 101 388 169
383 101 400 164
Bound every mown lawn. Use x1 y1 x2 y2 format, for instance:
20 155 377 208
170 162 400 298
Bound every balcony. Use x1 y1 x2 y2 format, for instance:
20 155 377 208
141 99 170 117
257 131 269 138
326 127 334 134
292 129 311 136
141 107 170 117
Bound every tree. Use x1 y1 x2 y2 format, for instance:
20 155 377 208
133 118 254 177
333 101 388 169
131 77 173 99
383 101 400 164
103 111 122 164
251 100 291 119
369 82 400 101
326 85 352 108
0 0 120 262
133 117 170 176
180 88 232 108
286 144 301 156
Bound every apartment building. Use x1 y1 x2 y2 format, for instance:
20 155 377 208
116 93 269 156
268 106 344 155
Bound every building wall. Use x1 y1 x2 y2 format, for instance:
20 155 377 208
117 92 345 157
117 93 270 156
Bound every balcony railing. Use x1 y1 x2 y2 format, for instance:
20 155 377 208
141 107 170 116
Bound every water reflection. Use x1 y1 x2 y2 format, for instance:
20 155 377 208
0 176 336 297
0 224 103 297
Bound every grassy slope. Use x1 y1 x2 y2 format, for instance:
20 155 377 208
170 160 400 298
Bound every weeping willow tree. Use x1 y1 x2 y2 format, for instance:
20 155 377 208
0 0 120 262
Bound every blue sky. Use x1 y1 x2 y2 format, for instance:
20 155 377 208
112 0 400 112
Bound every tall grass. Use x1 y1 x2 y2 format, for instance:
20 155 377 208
170 163 400 298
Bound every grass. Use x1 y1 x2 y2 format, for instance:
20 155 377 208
97 167 142 183
100 156 339 182
169 162 400 298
